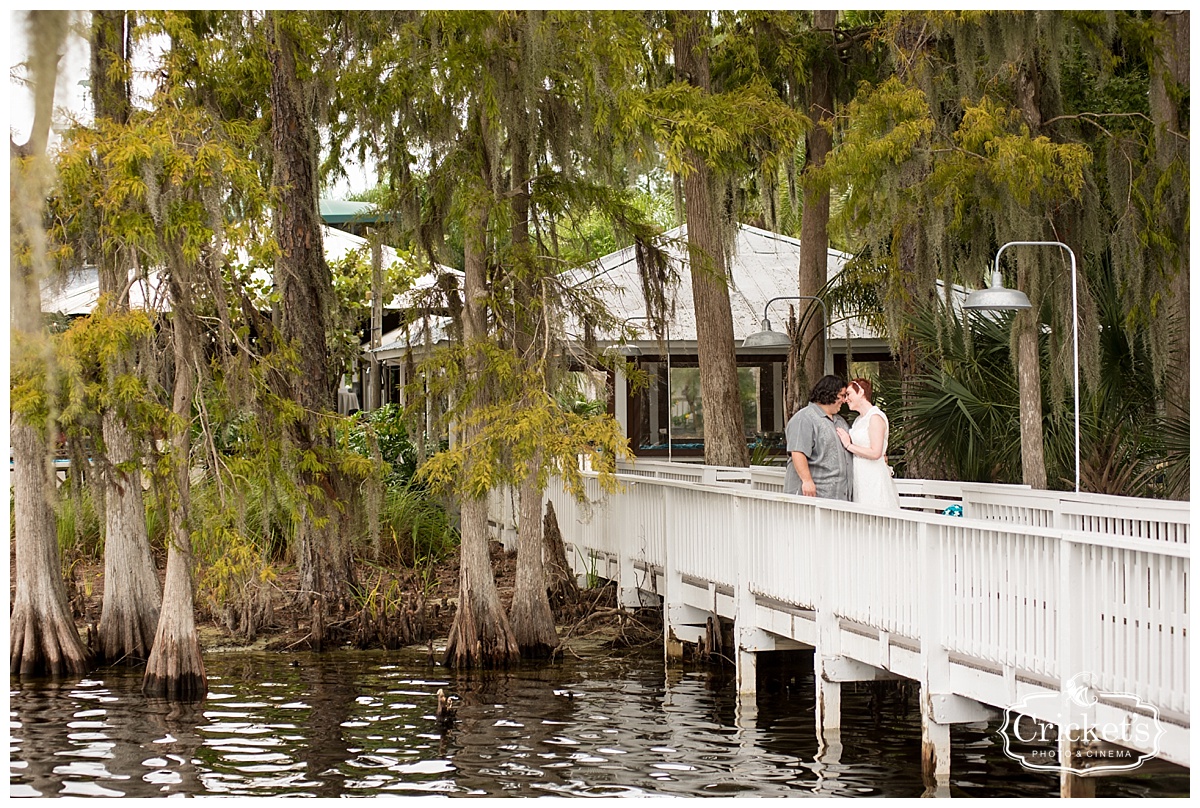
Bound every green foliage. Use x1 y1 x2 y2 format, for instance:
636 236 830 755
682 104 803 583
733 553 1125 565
9 331 55 430
825 9 1188 422
353 573 412 628
344 403 422 486
891 304 1025 483
50 305 168 466
177 470 284 616
554 370 608 418
52 481 102 561
576 550 601 591
827 77 934 220
626 77 805 178
749 437 780 467
1146 413 1189 500
327 245 423 379
11 302 159 438
1068 253 1185 498
141 480 170 555
416 341 633 502
53 99 267 270
558 394 607 419
943 97 1091 210
139 11 273 135
369 482 458 568
200 410 257 456
895 264 1184 498
619 10 807 208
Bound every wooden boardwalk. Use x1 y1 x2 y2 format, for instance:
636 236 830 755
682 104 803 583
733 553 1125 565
489 460 1190 795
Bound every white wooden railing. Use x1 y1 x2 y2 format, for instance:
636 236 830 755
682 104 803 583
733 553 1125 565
515 460 1190 765
625 459 1190 545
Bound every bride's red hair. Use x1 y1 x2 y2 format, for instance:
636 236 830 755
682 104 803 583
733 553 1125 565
849 378 873 403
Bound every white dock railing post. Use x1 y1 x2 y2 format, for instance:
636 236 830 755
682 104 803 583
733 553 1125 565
918 518 952 796
662 485 684 662
734 496 758 697
617 481 640 608
812 503 845 793
814 504 841 733
732 495 763 732
1058 534 1096 797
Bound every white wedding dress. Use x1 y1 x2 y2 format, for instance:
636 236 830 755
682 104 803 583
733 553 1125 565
849 406 901 510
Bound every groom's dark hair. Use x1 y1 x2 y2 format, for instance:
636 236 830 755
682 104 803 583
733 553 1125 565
808 374 846 405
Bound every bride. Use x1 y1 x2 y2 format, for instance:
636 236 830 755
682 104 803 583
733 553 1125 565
835 378 901 510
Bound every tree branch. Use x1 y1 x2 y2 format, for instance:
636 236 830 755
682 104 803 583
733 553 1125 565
931 147 987 162
834 26 875 52
1041 111 1154 135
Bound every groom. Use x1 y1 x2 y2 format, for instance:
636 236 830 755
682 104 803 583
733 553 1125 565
783 375 854 500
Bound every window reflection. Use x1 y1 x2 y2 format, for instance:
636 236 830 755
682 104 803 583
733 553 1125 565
635 365 762 451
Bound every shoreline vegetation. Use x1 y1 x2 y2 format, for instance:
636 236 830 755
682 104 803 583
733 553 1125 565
47 539 662 664
22 400 661 681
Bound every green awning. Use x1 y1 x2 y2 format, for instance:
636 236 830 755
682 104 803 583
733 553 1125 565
318 199 396 225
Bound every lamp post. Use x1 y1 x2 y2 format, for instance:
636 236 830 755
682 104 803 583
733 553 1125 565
962 241 1079 493
741 295 832 376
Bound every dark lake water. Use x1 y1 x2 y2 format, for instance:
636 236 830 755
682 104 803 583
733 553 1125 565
9 647 1189 798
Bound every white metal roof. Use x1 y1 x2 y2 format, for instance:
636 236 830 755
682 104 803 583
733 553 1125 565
373 315 454 360
40 266 169 316
562 223 880 351
40 226 458 316
364 223 903 361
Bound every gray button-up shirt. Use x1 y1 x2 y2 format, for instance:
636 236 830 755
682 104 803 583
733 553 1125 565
784 402 853 500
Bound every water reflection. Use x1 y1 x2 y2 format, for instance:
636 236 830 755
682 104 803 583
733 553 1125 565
9 648 1189 798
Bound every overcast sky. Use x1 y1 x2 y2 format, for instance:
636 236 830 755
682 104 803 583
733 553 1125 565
7 11 368 198
8 11 92 147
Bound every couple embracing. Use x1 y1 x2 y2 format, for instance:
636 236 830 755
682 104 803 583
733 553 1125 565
783 374 900 510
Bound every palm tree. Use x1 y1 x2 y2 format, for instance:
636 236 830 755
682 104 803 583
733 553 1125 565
893 261 1185 499
890 303 1023 484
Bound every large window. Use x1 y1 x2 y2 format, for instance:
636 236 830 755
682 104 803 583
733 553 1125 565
662 366 760 442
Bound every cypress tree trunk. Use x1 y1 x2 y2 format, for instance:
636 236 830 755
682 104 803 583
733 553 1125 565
9 9 89 678
96 414 162 662
444 157 519 668
267 13 354 646
895 228 937 481
10 206 88 678
1014 264 1048 489
10 421 90 678
795 10 837 397
143 276 206 701
142 406 205 698
511 467 557 656
92 7 162 665
672 11 750 468
1012 60 1049 490
506 106 558 657
541 500 578 608
891 17 938 480
784 317 803 427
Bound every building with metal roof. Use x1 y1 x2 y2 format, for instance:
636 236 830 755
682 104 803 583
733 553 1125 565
561 222 885 354
563 223 891 458
358 223 910 459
